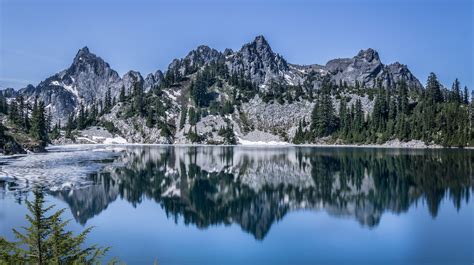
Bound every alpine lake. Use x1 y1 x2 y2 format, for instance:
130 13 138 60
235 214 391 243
1 145 472 265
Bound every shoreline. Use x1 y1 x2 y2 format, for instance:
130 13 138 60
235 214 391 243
44 142 474 150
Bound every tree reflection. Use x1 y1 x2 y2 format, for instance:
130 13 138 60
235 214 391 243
51 146 473 239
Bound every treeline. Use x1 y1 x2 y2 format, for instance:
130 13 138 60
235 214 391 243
0 93 52 149
293 73 473 147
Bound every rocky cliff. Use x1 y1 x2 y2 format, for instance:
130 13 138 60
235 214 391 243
10 35 425 144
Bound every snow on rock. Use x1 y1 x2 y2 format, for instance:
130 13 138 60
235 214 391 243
103 136 128 144
238 138 289 146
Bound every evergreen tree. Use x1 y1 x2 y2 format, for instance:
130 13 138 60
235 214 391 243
65 114 75 139
311 78 337 137
292 120 305 144
425 72 443 104
77 103 86 130
179 107 187 130
463 86 469 104
397 78 409 115
146 109 154 128
450 78 462 103
1 190 111 264
104 87 112 112
188 107 200 126
119 85 126 102
30 99 48 146
133 83 144 116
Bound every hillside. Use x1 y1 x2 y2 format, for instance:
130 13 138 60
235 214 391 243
1 35 473 150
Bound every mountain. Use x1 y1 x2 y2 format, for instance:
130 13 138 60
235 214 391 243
18 47 163 122
9 35 471 148
0 87 20 98
17 36 422 124
324 48 422 89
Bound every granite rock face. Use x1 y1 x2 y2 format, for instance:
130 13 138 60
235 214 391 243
13 36 424 143
20 47 122 122
325 48 422 89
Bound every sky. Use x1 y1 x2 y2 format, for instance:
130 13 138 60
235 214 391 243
0 0 472 90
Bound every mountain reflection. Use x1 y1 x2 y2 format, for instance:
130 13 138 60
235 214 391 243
51 146 472 240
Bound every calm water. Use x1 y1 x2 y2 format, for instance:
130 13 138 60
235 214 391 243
1 145 473 264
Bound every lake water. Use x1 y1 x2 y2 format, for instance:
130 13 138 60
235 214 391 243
1 145 473 264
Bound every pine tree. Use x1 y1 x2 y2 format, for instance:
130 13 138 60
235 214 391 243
292 120 305 144
426 72 443 104
11 190 51 264
397 78 409 115
463 86 469 104
104 87 112 112
119 85 126 102
65 114 75 139
146 109 154 128
133 83 144 116
179 107 187 130
77 103 86 130
2 190 111 264
30 99 48 146
451 78 461 103
312 78 337 137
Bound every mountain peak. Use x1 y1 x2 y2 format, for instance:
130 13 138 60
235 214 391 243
356 48 380 62
254 35 268 44
75 46 90 58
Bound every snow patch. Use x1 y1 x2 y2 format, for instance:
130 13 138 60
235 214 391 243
238 138 289 146
103 136 128 145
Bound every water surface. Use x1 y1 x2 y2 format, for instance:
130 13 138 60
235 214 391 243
1 146 473 264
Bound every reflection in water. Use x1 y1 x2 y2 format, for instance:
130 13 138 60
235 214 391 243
45 146 473 240
0 146 463 240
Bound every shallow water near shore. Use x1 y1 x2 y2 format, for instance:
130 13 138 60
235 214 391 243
1 145 473 264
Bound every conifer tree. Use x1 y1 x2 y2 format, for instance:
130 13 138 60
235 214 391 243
426 72 443 104
179 107 188 130
30 99 48 146
1 190 111 264
104 87 112 112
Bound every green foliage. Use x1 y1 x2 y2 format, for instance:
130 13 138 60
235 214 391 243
190 66 215 107
119 85 126 102
29 99 49 147
188 107 199 126
101 121 120 135
179 107 187 130
65 114 75 140
186 126 203 143
0 190 113 264
146 109 154 128
329 74 473 146
310 78 338 138
104 87 112 113
49 122 61 140
218 123 237 144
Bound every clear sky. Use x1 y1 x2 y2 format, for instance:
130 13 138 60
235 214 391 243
0 0 472 90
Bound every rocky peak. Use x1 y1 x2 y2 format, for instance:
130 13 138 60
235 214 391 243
228 35 289 87
144 70 164 92
74 46 90 60
223 48 234 56
356 48 380 63
239 35 275 60
69 47 116 79
21 46 122 122
167 45 223 76
122 70 144 92
0 87 20 98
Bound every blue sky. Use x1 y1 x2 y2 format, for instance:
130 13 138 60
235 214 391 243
0 0 472 90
